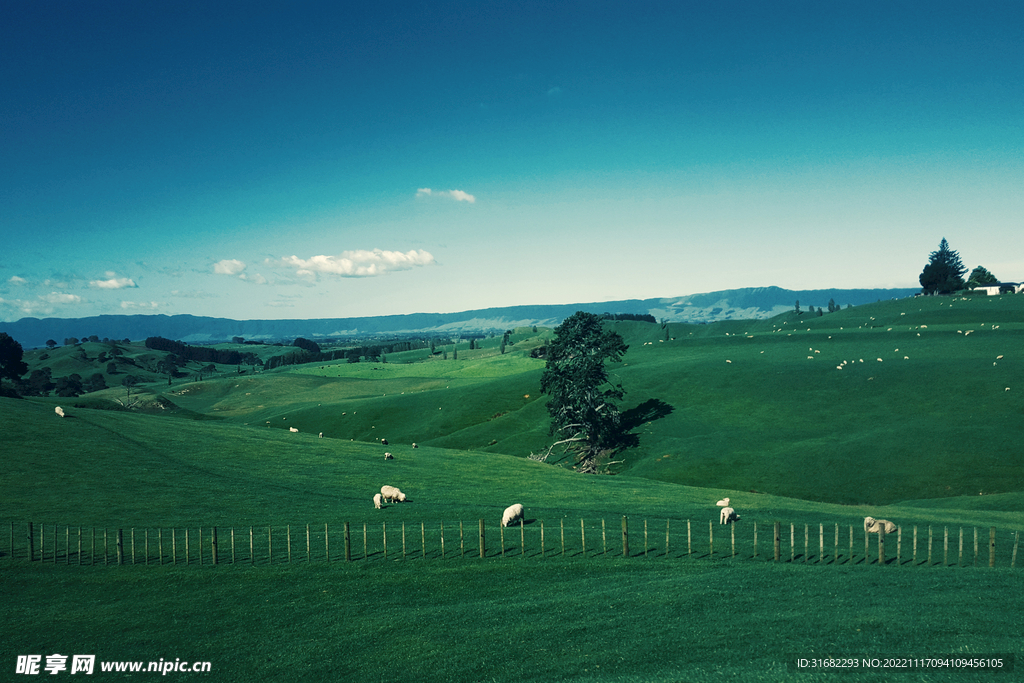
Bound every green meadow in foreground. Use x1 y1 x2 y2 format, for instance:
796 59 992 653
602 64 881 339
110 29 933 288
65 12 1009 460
3 294 1023 681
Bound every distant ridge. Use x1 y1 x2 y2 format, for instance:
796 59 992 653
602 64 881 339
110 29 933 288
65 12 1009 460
0 286 919 348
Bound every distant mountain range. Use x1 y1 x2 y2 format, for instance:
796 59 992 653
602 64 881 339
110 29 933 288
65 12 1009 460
1 286 919 348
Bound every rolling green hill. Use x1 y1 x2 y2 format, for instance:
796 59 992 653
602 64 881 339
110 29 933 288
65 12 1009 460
4 295 1024 683
62 293 1018 507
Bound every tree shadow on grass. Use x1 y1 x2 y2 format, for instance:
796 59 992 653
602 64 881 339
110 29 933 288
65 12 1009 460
617 397 675 449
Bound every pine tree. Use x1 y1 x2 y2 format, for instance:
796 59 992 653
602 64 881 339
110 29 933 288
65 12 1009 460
919 238 968 295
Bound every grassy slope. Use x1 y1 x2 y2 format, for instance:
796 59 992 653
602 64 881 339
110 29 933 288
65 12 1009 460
2 397 1023 683
144 294 1024 506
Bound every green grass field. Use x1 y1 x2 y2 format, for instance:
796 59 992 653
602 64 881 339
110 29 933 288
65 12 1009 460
3 294 1023 681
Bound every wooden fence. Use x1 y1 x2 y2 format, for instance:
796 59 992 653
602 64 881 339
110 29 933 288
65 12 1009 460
6 520 1021 569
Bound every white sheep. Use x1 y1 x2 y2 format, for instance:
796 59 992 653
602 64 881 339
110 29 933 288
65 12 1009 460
502 503 525 527
319 432 323 438
289 427 298 433
384 452 394 460
715 497 730 507
380 485 406 503
412 443 418 449
719 507 738 525
863 516 897 534
373 493 383 509
54 406 65 418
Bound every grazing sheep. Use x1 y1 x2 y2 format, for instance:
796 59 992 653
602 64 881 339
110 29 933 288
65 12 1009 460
381 485 406 503
289 427 298 433
319 432 323 438
863 516 897 534
412 442 418 449
502 503 525 527
54 406 65 418
384 452 394 460
715 497 730 507
381 438 389 445
373 493 383 509
719 507 739 525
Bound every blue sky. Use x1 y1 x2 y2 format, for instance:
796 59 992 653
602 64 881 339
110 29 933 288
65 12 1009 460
2 1 1021 322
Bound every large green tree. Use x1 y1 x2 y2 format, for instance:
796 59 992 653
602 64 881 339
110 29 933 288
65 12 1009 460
919 238 968 295
966 265 999 289
539 311 628 473
0 332 28 396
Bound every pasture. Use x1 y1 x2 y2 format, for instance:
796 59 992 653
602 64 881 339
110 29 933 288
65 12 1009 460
3 293 1024 681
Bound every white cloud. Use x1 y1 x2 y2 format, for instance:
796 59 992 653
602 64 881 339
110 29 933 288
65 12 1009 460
271 249 436 279
43 292 82 304
416 188 476 203
239 273 268 285
547 86 562 97
90 276 137 290
8 276 27 285
120 301 160 310
214 259 247 276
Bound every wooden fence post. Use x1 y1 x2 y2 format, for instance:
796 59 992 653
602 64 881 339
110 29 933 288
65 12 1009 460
958 528 963 566
144 529 149 566
185 528 189 565
479 519 485 559
460 521 464 558
131 528 136 565
645 520 650 558
989 527 996 567
540 521 545 557
774 522 780 562
383 522 387 560
665 519 670 557
268 526 272 565
158 528 162 566
687 520 691 556
287 525 292 564
116 529 124 565
803 524 808 564
622 516 629 558
913 526 917 565
753 521 758 558
834 523 839 564
500 524 505 558
849 525 853 565
560 519 565 556
422 522 427 559
943 527 948 566
581 519 586 557
818 524 823 564
863 525 869 565
1012 531 1019 569
709 520 713 557
878 527 885 566
27 522 34 562
602 519 608 555
790 524 795 562
897 527 902 567
344 522 351 562
928 526 932 566
212 527 218 565
730 522 735 558
250 527 254 565
520 522 525 558
306 525 310 563
363 524 367 560
325 523 330 562
231 528 235 564
441 522 445 559
974 527 978 566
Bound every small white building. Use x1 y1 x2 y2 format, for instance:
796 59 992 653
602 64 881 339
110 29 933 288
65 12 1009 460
971 282 1022 295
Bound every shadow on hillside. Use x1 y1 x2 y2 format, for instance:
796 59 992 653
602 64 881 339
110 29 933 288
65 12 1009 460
619 398 674 447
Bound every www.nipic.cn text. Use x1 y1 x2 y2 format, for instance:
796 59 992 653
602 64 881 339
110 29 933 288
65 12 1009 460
16 655 211 675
